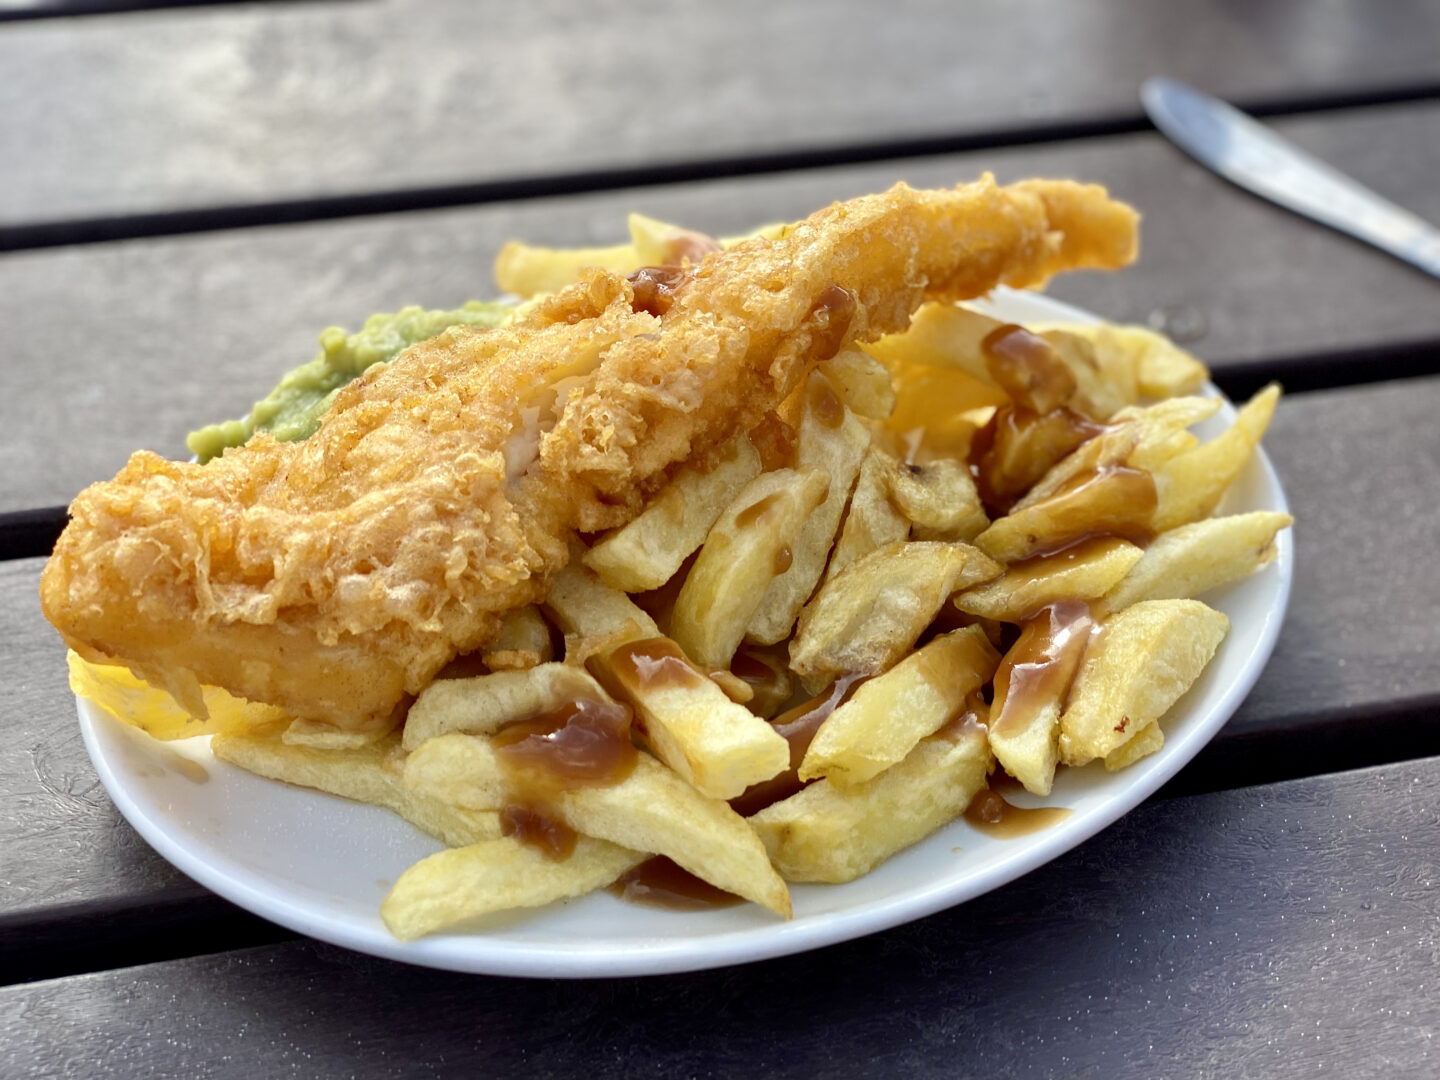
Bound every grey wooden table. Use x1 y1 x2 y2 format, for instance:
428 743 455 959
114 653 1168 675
2 2 1438 1077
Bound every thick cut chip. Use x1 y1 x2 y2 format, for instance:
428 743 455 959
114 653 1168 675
493 240 639 297
1016 396 1219 511
583 435 762 592
865 300 996 381
974 464 1158 564
481 605 554 672
1039 329 1132 420
1103 721 1165 771
212 730 500 849
543 558 660 642
746 374 871 645
402 663 608 751
1059 599 1229 765
1104 511 1293 611
827 449 910 580
750 721 992 883
818 349 897 420
588 637 789 800
671 466 830 668
381 836 644 940
955 537 1143 622
1152 385 1280 532
403 735 791 915
799 625 998 788
987 601 1096 796
68 651 288 741
883 455 988 542
789 540 1002 693
1040 322 1209 398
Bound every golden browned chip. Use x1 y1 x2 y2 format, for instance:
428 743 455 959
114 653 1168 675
826 449 910 580
954 537 1143 622
750 721 992 883
1059 599 1230 765
583 436 763 593
883 456 989 542
1151 384 1280 531
402 663 608 751
403 734 791 915
1103 721 1165 771
789 540 1001 693
588 637 789 800
746 373 871 645
671 466 830 668
1103 510 1293 611
818 349 897 420
799 625 998 787
381 836 645 940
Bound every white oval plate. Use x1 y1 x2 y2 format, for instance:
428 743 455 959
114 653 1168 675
79 287 1292 978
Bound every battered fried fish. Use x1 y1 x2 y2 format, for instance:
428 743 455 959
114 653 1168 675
41 177 1139 728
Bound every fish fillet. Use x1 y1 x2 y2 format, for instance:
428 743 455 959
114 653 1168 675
41 177 1139 728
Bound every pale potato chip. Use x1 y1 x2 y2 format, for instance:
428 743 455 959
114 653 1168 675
1152 384 1280 532
955 537 1144 622
494 240 638 297
746 373 871 645
826 449 910 580
403 735 791 916
1103 721 1165 771
402 663 608 751
818 348 897 420
583 436 762 592
1059 599 1230 765
672 466 829 668
799 625 998 788
588 636 789 800
750 721 992 883
543 558 660 641
381 836 644 941
1104 510 1293 611
789 540 1002 693
884 456 988 542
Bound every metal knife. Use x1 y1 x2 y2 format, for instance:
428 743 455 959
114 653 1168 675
1141 77 1440 280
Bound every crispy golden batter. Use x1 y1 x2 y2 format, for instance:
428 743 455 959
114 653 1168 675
41 177 1138 728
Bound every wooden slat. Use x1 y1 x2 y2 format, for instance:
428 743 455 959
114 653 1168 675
5 375 1439 976
4 754 1437 1076
3 103 1439 514
3 0 1440 231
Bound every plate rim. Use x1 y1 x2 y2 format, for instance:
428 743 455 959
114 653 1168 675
77 286 1294 978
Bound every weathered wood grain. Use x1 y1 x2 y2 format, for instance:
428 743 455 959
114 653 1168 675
3 0 1439 230
5 375 1439 977
4 754 1437 1077
3 103 1439 513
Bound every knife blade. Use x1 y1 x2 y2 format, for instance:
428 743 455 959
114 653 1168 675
1141 77 1440 280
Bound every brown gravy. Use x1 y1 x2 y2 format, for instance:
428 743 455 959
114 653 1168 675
808 284 857 360
729 674 865 817
735 491 784 528
972 405 1104 514
608 856 743 910
493 696 637 860
599 637 706 693
990 600 1095 740
749 412 798 471
980 324 1077 414
627 265 692 318
964 788 1073 839
773 545 794 574
727 647 795 719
